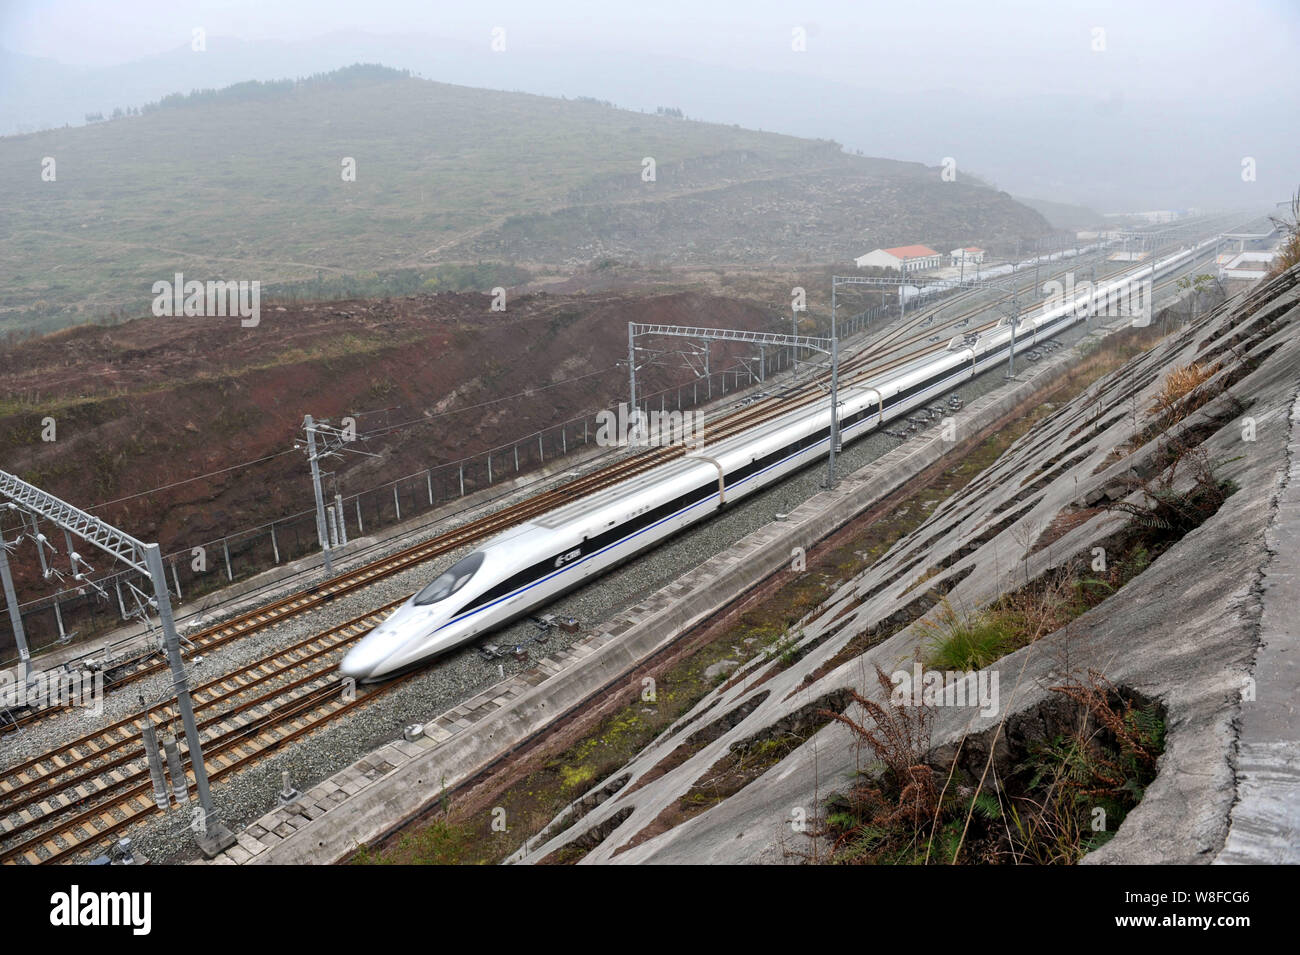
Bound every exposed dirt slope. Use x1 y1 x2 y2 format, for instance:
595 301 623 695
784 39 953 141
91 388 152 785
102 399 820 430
0 288 768 579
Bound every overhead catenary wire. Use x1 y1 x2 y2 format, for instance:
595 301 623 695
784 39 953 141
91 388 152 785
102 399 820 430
0 343 781 629
5 331 770 540
0 366 629 544
0 244 1138 551
5 287 910 620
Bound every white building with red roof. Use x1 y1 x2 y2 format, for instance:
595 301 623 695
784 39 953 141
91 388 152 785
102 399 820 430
854 244 942 272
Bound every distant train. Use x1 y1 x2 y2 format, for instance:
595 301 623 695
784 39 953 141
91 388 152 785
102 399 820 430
340 240 1213 681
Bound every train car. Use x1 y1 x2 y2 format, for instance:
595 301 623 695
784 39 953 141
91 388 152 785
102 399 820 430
339 242 1211 681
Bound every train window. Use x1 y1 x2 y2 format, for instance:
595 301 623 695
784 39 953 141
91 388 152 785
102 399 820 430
414 552 485 605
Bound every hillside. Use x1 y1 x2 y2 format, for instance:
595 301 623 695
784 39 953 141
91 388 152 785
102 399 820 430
508 267 1298 865
0 65 1051 334
0 286 777 621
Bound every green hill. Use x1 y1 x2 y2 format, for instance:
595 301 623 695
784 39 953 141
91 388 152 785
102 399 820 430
0 64 1050 334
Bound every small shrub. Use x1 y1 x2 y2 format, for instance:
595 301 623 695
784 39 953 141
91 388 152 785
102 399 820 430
1108 444 1235 535
810 669 1165 865
1266 187 1300 278
924 609 1016 671
1004 673 1165 863
823 667 938 834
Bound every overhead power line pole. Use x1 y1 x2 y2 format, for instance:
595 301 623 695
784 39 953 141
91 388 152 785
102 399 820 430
826 329 840 489
627 324 639 445
303 415 334 577
0 471 235 857
792 306 801 374
0 540 31 683
298 415 379 579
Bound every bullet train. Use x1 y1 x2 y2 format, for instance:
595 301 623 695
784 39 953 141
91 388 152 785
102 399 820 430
339 240 1213 681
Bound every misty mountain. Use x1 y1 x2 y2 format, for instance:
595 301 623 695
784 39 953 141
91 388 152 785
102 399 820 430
0 66 1050 334
2 32 1294 211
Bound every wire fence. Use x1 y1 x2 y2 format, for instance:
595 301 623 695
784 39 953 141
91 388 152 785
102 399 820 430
0 303 897 663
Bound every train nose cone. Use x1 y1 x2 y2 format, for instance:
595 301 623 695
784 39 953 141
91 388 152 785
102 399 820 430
339 638 390 683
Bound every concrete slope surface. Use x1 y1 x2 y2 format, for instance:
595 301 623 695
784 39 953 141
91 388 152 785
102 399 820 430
517 266 1300 865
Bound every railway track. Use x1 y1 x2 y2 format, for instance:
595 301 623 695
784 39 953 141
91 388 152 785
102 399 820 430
3 243 1083 736
0 597 413 864
0 236 1215 863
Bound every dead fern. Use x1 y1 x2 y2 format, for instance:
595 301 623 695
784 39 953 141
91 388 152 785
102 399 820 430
820 666 940 833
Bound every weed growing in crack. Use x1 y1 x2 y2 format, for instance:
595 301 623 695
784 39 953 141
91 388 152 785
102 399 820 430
797 667 1164 864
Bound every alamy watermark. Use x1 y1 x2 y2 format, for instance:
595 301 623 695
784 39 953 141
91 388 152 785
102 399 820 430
595 403 705 449
891 663 999 717
50 885 150 935
1 666 103 717
151 272 261 327
1042 273 1152 327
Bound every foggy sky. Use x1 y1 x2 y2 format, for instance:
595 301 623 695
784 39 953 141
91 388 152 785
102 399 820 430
3 0 1298 209
7 0 1297 95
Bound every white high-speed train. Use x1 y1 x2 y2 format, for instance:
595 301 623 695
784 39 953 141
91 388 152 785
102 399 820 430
339 240 1212 681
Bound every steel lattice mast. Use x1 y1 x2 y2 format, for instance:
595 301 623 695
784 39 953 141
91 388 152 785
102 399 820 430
0 469 236 857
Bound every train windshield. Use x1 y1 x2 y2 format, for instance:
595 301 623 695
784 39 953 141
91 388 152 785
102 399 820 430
413 552 485 605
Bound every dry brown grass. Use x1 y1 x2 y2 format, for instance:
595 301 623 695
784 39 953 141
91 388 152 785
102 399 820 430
1000 672 1165 864
1147 361 1219 426
1269 229 1300 278
801 665 1166 865
1268 188 1300 278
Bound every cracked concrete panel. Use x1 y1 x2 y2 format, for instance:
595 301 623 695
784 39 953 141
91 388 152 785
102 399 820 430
519 268 1300 866
1218 388 1300 864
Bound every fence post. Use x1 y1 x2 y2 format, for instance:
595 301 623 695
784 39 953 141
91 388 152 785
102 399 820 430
459 463 465 497
426 471 433 506
393 485 402 521
356 498 364 535
222 539 233 582
271 524 280 564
